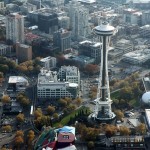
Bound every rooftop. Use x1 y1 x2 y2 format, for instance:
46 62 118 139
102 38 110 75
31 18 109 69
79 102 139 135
123 49 150 62
140 24 150 30
78 0 96 3
8 76 28 84
40 56 55 62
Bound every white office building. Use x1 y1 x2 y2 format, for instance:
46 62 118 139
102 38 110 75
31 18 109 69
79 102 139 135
58 66 80 86
68 0 89 40
6 13 24 44
40 56 57 70
37 68 78 99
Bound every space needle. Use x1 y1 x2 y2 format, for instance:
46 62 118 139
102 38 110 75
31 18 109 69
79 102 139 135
91 22 117 122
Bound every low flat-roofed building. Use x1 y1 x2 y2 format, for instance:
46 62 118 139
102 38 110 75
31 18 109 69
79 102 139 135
122 49 150 65
7 76 29 92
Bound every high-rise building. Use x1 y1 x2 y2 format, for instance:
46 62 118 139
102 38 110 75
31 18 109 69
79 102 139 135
58 16 70 29
68 0 89 40
6 13 24 44
16 43 32 63
53 29 71 52
38 12 58 34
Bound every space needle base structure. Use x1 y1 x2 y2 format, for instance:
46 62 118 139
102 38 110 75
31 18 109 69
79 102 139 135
89 22 116 123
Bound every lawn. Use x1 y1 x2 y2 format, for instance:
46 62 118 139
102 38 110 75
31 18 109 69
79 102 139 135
111 91 140 107
111 91 120 100
129 99 140 107
53 106 91 127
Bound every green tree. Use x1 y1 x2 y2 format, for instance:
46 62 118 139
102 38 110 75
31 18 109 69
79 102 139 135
53 113 59 120
120 87 133 100
0 64 9 74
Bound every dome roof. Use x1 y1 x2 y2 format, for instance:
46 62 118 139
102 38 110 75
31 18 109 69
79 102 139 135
142 92 150 104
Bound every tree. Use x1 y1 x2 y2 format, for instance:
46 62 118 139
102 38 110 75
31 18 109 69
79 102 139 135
16 130 24 137
136 123 146 135
1 95 10 103
16 113 25 123
20 97 30 106
47 105 55 114
120 126 131 136
84 64 99 74
53 113 59 120
59 99 67 107
105 124 117 137
120 87 133 100
88 141 95 149
34 108 43 119
0 72 4 83
27 130 35 149
81 127 100 141
64 97 72 105
15 136 24 148
75 98 82 106
114 110 124 121
16 93 30 106
34 115 51 129
0 64 9 74
2 125 12 132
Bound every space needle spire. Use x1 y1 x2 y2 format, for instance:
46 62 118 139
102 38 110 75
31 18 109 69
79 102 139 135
92 22 117 122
